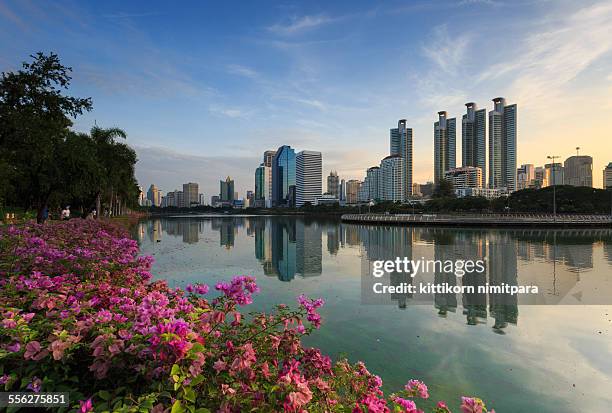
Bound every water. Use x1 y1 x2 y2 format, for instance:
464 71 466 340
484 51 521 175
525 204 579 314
134 215 612 413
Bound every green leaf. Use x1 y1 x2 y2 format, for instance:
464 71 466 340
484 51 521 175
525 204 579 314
98 390 111 400
171 400 185 413
171 364 181 376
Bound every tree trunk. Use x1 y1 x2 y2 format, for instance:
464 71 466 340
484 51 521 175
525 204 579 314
96 191 101 220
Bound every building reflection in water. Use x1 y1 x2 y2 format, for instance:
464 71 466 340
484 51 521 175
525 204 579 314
135 218 611 332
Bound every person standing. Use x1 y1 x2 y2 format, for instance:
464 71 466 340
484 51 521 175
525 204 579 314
61 206 70 220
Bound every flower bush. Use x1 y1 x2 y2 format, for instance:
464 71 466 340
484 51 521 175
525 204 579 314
0 220 495 412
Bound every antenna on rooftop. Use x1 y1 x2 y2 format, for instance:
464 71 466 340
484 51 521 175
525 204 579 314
576 146 580 156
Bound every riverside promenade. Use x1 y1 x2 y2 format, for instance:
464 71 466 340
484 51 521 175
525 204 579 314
341 213 612 228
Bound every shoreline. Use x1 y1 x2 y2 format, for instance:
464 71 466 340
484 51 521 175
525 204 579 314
341 213 612 228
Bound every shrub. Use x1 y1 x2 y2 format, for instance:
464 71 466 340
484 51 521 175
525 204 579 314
0 220 494 412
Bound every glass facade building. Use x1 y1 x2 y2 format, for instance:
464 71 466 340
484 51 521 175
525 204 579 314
271 145 296 207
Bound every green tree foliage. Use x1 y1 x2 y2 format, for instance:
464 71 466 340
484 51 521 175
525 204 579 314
432 178 455 198
0 53 139 221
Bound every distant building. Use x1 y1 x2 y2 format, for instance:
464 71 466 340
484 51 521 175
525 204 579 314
220 177 235 204
138 186 146 206
147 184 161 207
272 145 296 207
444 166 483 190
489 97 517 192
390 119 413 198
517 164 535 190
380 155 404 202
533 166 548 189
455 187 507 199
211 195 220 207
412 183 422 197
564 155 593 187
327 171 340 198
263 150 276 167
183 182 199 207
544 163 564 186
314 194 340 206
246 190 254 207
346 180 362 204
365 166 382 201
434 111 456 184
176 191 185 208
339 179 346 202
604 163 612 190
198 193 205 205
296 150 322 207
462 102 487 184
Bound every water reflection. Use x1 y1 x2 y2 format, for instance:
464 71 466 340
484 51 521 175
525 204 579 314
135 217 612 332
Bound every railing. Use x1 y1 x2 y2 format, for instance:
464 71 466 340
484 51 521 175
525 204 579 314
340 213 612 226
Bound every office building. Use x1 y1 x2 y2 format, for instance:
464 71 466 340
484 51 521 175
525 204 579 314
489 97 517 192
346 180 362 204
604 163 612 190
255 164 272 207
564 155 593 187
365 166 382 201
534 167 548 189
183 182 199 208
211 195 220 207
517 164 535 190
445 166 483 190
390 119 413 198
220 177 235 203
545 163 564 186
380 155 404 202
272 145 296 207
263 150 276 167
147 184 161 207
462 103 487 184
296 150 322 207
434 111 456 183
455 187 507 199
339 179 346 202
327 171 340 198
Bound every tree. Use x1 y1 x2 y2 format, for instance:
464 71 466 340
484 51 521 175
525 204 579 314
432 179 455 198
0 52 92 222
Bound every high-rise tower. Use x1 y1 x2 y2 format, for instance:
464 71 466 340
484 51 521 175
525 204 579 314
462 103 486 184
390 119 413 198
434 111 456 184
488 97 517 191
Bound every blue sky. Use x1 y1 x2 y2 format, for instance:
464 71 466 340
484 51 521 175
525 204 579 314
2 0 612 198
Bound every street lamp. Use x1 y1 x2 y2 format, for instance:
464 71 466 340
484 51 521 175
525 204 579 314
547 155 559 221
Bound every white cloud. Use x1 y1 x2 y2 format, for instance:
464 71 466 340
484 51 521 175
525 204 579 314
226 64 259 79
208 105 248 119
421 24 471 75
267 15 333 35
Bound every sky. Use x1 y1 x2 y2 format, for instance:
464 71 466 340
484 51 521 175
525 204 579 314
1 0 612 199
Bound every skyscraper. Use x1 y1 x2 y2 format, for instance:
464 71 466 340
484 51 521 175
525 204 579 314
564 155 593 187
327 171 339 198
346 180 361 204
365 166 382 201
380 155 404 202
220 177 235 203
183 182 198 208
390 119 413 198
147 184 161 207
263 150 276 167
462 102 486 184
489 97 517 192
604 163 612 190
434 111 456 184
255 163 272 207
271 145 296 207
296 150 322 207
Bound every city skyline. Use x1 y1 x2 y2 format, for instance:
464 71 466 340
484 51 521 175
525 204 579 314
3 1 612 195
